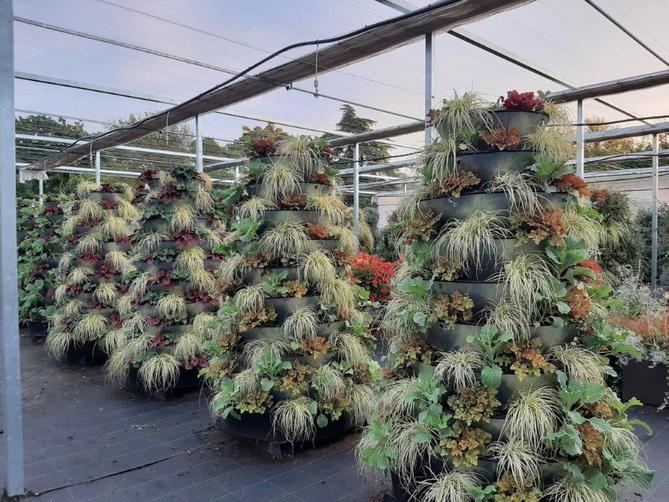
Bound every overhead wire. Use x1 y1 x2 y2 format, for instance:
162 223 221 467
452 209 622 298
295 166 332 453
28 0 458 165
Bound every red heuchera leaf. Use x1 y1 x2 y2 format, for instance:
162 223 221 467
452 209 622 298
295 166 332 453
307 224 330 240
481 128 521 150
99 183 114 193
502 90 544 112
580 260 602 275
348 252 399 302
149 335 167 348
155 270 172 286
554 173 591 197
147 317 162 327
309 172 332 186
175 232 200 248
44 206 62 216
100 199 117 210
185 290 214 304
252 139 277 157
97 264 119 279
159 184 178 203
185 357 208 370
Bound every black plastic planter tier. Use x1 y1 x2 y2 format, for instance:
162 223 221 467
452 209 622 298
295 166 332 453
215 411 350 456
388 458 563 501
488 110 549 137
435 238 539 281
251 182 332 198
64 341 107 366
622 360 669 406
241 321 344 342
87 192 127 201
431 280 501 314
263 209 321 227
426 322 577 352
456 150 535 184
420 191 573 221
265 295 321 322
126 366 200 399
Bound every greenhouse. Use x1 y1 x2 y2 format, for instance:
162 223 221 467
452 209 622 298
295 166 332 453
2 0 669 500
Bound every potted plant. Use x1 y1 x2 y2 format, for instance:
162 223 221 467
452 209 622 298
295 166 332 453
358 90 652 501
201 142 378 454
46 181 139 365
105 166 226 397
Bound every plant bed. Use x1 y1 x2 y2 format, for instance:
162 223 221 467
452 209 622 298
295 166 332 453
488 109 548 137
263 209 321 226
125 366 201 400
64 341 108 366
419 191 572 221
622 360 669 406
214 411 350 458
456 149 535 184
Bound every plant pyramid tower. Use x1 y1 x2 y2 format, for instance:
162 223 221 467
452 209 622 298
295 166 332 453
46 181 139 363
18 195 70 332
105 165 226 395
201 136 378 450
359 91 653 501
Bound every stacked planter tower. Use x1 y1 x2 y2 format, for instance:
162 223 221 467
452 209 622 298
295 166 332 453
17 196 70 337
46 182 138 364
201 138 378 454
359 91 653 501
106 165 225 396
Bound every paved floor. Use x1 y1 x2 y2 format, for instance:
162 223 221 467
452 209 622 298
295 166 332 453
2 334 668 501
4 336 388 502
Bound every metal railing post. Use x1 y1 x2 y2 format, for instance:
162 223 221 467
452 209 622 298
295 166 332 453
38 179 44 206
576 99 585 177
651 133 659 290
195 114 203 173
424 32 433 146
0 0 25 495
353 142 360 238
94 150 101 186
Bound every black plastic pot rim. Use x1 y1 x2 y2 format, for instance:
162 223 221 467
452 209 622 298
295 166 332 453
457 148 534 157
490 109 549 118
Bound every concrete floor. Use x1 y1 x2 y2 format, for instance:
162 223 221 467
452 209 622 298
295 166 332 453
2 334 668 501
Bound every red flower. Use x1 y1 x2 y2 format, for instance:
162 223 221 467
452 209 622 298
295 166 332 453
502 90 544 112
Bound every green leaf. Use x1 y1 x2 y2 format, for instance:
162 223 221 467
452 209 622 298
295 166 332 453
316 413 328 428
307 401 318 415
481 365 502 389
588 417 612 433
260 378 274 392
556 302 571 314
412 428 433 444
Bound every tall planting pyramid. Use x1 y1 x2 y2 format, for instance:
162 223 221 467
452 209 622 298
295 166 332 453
47 182 138 363
201 137 378 451
106 165 226 394
358 91 652 501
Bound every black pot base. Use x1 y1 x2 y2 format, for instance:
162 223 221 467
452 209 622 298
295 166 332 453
125 367 201 400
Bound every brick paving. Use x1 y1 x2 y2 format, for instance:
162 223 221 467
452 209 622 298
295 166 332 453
3 334 669 501
4 335 388 501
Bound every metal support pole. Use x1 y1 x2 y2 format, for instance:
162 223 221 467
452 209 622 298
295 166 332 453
235 165 240 180
353 143 360 238
651 133 659 290
195 114 203 173
576 99 585 177
38 179 44 206
424 33 434 146
94 150 101 186
0 0 25 496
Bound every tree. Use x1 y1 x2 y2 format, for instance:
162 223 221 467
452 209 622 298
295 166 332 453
327 105 390 165
15 114 90 198
584 116 669 170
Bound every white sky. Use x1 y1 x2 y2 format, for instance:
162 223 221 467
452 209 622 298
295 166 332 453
13 0 669 153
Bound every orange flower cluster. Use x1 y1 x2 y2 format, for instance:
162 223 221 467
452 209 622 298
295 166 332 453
554 173 591 197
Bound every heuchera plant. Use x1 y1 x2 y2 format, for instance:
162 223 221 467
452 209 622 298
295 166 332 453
501 90 545 112
349 252 398 302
